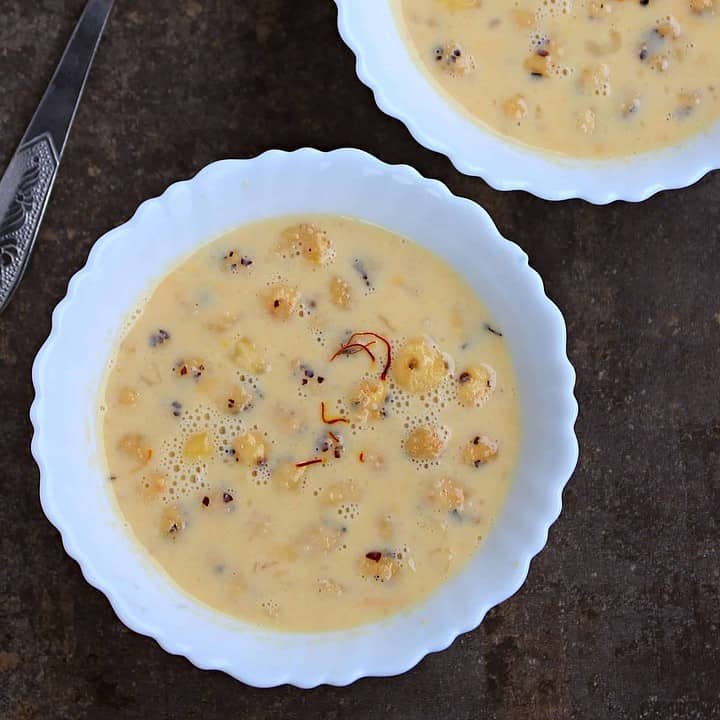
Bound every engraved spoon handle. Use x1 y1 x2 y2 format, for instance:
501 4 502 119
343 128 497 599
0 0 115 314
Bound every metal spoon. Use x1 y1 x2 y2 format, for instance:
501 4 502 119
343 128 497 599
0 0 115 314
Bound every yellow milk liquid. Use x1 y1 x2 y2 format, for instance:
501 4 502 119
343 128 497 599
395 0 720 157
102 215 520 631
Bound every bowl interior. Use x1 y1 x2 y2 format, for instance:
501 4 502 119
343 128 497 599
32 149 577 686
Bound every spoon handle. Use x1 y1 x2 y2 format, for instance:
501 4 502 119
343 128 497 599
0 0 115 314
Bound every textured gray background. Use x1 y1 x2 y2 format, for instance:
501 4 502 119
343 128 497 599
1 1 719 718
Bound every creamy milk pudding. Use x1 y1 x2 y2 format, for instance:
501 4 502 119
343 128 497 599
101 215 520 631
395 0 720 157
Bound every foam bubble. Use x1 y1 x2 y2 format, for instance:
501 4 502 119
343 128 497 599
536 0 572 20
529 29 549 52
119 300 147 337
250 463 271 487
311 328 327 347
155 402 248 502
337 502 360 521
261 599 280 618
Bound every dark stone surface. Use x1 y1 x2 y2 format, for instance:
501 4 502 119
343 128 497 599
1 1 719 718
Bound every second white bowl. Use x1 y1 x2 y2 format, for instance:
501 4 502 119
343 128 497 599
336 0 720 204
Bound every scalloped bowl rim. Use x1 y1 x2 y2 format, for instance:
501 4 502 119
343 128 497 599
31 148 578 687
335 0 720 204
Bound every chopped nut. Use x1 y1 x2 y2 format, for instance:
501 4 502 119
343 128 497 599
149 329 171 347
321 480 361 507
393 336 449 394
457 364 496 407
580 62 611 95
184 432 212 460
434 42 476 76
118 387 140 406
222 249 253 272
577 108 597 135
462 435 499 467
330 276 352 309
230 337 269 374
363 450 385 470
524 51 551 77
502 94 528 121
317 578 345 595
405 426 447 461
140 472 166 501
118 433 152 466
622 97 641 117
205 310 240 332
174 358 205 380
649 53 670 72
348 378 386 422
656 16 682 39
677 90 702 116
360 554 399 581
263 283 300 320
429 476 466 512
295 360 318 387
232 431 267 465
273 462 305 490
222 385 253 414
161 506 185 536
690 0 715 14
299 525 342 553
278 224 334 266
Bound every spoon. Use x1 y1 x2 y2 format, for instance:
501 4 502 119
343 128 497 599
0 0 115 314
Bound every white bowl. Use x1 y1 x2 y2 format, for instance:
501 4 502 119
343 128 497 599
335 0 720 204
31 148 577 687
